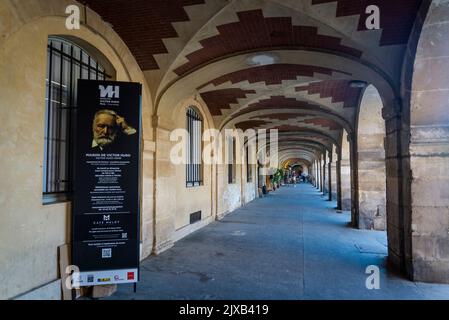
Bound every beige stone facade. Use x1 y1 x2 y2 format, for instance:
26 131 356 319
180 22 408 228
1 0 449 300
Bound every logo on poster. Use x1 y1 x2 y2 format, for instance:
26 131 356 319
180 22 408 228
99 85 120 99
114 275 124 281
127 272 135 280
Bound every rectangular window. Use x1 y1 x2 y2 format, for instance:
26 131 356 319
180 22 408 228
43 38 109 204
186 108 203 187
246 143 253 182
228 137 236 184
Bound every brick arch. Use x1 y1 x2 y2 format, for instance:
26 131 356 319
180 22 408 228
81 0 206 70
174 9 362 76
198 64 350 89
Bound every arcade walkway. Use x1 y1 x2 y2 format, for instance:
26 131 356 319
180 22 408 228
107 184 449 300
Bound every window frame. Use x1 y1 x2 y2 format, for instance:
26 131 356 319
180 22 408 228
43 37 112 205
246 142 253 183
186 107 204 188
228 136 236 184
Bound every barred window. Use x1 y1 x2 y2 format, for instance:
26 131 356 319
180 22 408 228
246 143 253 182
228 137 236 184
43 37 111 204
186 107 203 187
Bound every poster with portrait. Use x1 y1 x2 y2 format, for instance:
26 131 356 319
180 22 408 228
72 80 142 287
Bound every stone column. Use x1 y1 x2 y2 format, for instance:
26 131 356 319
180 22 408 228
153 122 176 255
383 105 409 278
341 133 351 211
328 151 333 201
405 0 449 283
323 151 328 196
336 152 343 211
331 147 338 202
319 156 324 193
141 139 155 259
349 134 360 228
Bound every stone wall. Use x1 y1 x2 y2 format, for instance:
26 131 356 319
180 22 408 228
340 132 351 211
0 0 153 299
407 0 449 283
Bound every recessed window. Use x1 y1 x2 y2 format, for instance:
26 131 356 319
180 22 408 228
43 37 112 204
228 136 236 184
186 107 203 187
246 142 253 183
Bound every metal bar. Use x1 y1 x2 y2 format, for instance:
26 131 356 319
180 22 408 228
87 55 91 80
188 110 191 184
50 45 110 78
186 111 189 185
55 41 64 191
193 111 196 183
67 44 74 193
46 42 54 193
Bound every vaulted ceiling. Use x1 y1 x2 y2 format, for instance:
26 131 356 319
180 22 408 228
81 0 423 165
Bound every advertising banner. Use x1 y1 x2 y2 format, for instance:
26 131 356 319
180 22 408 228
72 80 141 287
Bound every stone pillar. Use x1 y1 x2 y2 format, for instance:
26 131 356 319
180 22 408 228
328 151 333 201
341 133 351 211
141 139 155 259
153 124 175 255
409 125 449 282
405 0 449 283
336 153 343 211
349 134 360 228
319 156 324 193
383 105 409 278
323 151 328 196
331 147 338 202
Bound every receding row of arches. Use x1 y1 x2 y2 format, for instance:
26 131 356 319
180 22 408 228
1 0 449 300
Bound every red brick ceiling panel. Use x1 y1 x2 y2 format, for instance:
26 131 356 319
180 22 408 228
232 96 321 119
235 120 271 131
295 80 361 108
303 118 341 130
81 0 205 70
200 89 256 116
198 64 350 89
250 113 311 121
311 0 422 45
175 9 363 76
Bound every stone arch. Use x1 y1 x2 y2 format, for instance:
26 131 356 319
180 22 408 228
153 96 218 253
356 85 386 230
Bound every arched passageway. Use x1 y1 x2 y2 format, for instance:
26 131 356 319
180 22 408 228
357 85 387 230
2 0 449 300
107 185 449 300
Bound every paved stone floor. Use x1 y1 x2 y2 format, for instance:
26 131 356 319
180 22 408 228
107 184 449 300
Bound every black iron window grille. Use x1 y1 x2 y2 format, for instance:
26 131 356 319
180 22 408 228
43 37 110 204
246 142 253 182
186 107 203 187
228 137 236 184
